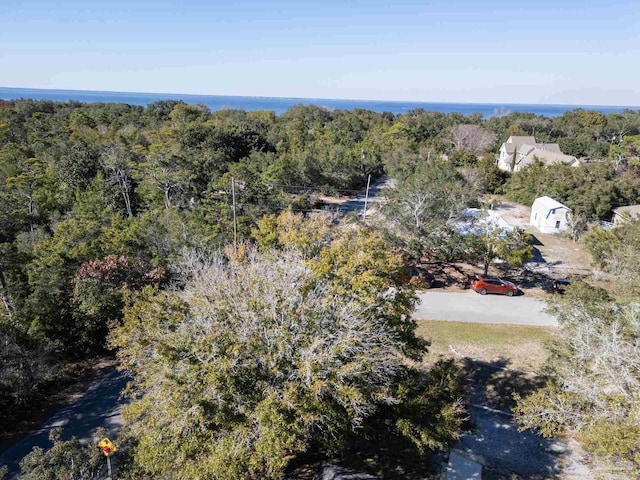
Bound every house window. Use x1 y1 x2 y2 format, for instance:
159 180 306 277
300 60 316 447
534 212 537 220
555 220 561 229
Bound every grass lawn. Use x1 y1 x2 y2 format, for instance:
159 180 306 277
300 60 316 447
417 319 554 372
417 320 555 412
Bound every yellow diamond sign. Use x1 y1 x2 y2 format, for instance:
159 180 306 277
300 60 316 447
97 437 117 456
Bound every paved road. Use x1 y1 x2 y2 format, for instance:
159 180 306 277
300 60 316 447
414 291 558 326
333 177 391 216
0 370 130 479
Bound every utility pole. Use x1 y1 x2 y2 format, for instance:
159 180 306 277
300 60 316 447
231 177 238 254
362 174 371 221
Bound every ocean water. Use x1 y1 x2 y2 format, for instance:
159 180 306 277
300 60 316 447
1 86 638 118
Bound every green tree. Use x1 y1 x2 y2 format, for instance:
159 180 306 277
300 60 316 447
100 144 136 217
584 219 640 299
475 154 507 193
462 214 533 275
2 156 56 233
505 161 640 220
515 284 640 476
111 227 465 479
71 255 166 350
381 158 476 259
139 143 191 210
0 318 56 430
610 134 640 173
19 427 105 480
112 251 405 478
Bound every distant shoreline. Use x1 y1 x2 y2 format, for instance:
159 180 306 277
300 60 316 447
1 86 638 117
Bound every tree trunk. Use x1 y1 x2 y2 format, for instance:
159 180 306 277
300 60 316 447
164 187 171 210
28 194 34 233
118 173 133 217
0 266 13 312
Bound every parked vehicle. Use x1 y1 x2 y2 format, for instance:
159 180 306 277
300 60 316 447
396 267 435 289
550 278 571 293
470 275 519 296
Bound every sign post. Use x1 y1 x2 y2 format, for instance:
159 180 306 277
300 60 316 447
97 437 117 479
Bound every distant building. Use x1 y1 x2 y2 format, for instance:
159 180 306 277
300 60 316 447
530 196 571 234
498 135 579 172
612 204 640 226
454 208 514 236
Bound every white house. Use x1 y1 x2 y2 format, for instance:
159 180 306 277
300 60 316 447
530 196 571 233
612 204 640 226
498 136 579 172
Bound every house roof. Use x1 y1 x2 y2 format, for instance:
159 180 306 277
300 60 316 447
613 205 640 218
517 143 537 155
534 143 561 153
519 149 578 168
503 139 562 155
507 136 536 145
454 208 514 235
501 137 576 171
504 142 536 154
531 196 570 212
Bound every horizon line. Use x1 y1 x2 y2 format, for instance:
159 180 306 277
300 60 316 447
1 85 639 110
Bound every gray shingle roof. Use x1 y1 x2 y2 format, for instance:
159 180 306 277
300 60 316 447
534 143 561 153
613 205 640 219
520 149 578 167
507 135 536 145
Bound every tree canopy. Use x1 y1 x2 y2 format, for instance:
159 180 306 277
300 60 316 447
110 216 466 479
515 284 640 475
1 97 640 477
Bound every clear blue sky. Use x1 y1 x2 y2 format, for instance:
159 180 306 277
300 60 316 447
2 0 639 105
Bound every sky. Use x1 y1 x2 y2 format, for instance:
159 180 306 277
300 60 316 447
2 0 640 105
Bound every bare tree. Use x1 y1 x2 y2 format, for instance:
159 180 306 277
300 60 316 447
382 159 476 258
515 286 640 476
101 145 134 217
445 124 496 156
145 153 189 210
566 211 588 242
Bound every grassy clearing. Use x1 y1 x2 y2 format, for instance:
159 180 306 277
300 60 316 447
417 319 554 372
417 320 555 412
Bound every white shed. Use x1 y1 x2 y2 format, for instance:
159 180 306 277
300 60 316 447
530 196 571 233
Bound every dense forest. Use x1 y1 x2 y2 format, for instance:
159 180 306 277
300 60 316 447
2 98 640 478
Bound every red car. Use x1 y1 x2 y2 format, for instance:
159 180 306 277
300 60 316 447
471 275 518 296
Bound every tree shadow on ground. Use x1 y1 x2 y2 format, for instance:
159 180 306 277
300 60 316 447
422 262 473 290
528 233 544 247
460 357 547 412
457 358 565 479
495 264 563 292
286 430 445 480
530 246 546 263
494 203 516 211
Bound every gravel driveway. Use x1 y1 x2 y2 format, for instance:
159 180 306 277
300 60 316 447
414 291 558 326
